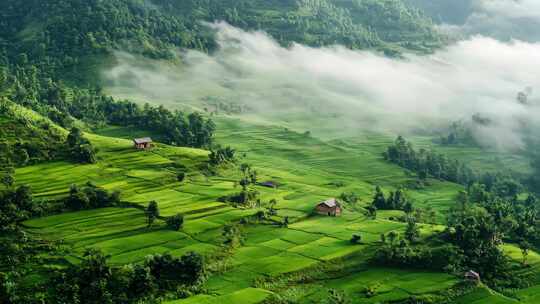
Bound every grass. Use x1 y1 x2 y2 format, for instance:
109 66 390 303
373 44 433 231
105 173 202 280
14 107 538 303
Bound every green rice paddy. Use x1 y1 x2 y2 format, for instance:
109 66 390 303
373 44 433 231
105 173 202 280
16 114 538 303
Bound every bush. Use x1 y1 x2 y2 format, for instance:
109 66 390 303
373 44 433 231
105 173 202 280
65 183 120 210
167 214 184 231
350 234 362 244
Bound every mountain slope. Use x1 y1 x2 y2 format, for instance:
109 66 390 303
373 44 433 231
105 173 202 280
0 0 441 85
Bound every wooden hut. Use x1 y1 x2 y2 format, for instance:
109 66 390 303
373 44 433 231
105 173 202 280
315 198 342 216
133 137 153 150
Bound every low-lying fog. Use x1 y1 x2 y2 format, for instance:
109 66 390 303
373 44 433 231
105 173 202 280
104 19 540 151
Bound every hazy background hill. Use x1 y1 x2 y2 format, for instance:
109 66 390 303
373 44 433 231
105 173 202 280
403 0 473 24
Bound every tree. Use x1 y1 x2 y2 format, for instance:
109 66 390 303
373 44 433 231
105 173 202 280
146 201 159 227
350 234 362 244
222 224 243 248
403 201 414 215
126 264 156 300
405 219 420 243
387 231 398 244
67 127 84 147
77 248 113 304
372 186 386 209
519 240 531 266
240 163 251 177
327 289 349 304
176 172 185 182
282 216 290 228
179 251 205 285
145 251 205 288
166 214 184 231
366 205 377 219
66 184 90 210
1 173 14 188
209 146 235 166
66 128 97 164
77 144 97 164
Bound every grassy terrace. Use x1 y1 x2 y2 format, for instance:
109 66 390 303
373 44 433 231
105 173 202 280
16 115 537 303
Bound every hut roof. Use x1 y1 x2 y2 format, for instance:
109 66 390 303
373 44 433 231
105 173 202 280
319 198 339 208
133 137 153 144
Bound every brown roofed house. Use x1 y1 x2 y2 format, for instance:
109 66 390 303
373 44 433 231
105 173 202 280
133 137 153 150
315 198 342 216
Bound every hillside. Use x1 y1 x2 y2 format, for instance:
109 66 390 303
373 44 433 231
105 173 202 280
0 0 440 85
2 1 540 304
403 0 473 24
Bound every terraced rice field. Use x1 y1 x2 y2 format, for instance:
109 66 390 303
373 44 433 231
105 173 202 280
17 116 534 303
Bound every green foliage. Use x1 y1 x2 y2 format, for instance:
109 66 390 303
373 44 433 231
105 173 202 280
444 208 510 281
404 218 420 242
166 213 184 231
222 224 244 248
371 185 412 211
145 252 205 289
1 173 14 188
374 237 464 272
0 101 66 167
146 200 160 227
66 127 97 164
209 145 236 166
350 234 362 244
49 248 204 304
439 121 475 146
385 136 478 185
65 183 120 211
339 192 358 204
326 288 349 304
0 186 34 231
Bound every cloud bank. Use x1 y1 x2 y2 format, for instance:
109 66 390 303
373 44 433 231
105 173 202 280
439 0 540 42
104 22 540 150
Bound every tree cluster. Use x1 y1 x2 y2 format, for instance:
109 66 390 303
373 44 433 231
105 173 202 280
0 186 34 232
219 164 260 208
371 186 412 211
384 136 477 185
65 183 120 211
0 102 66 167
50 249 205 304
209 145 236 166
66 127 97 164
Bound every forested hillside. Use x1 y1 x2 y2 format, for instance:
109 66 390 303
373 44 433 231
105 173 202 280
3 1 540 304
0 0 440 83
403 0 473 24
0 0 442 149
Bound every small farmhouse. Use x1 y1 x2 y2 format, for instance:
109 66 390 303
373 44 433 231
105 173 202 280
315 198 342 216
133 137 153 150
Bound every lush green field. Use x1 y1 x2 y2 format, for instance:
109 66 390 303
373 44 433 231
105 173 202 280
15 111 537 303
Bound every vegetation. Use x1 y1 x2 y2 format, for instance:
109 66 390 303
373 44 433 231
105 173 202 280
65 183 120 211
2 1 540 304
50 249 205 304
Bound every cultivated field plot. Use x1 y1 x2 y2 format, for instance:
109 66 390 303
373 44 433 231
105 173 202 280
17 120 504 303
